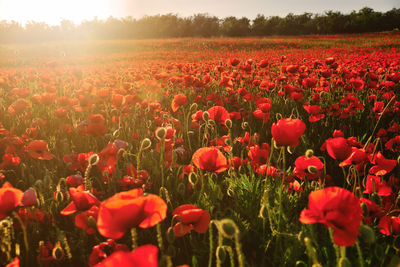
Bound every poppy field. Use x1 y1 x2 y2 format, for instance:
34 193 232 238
0 33 400 266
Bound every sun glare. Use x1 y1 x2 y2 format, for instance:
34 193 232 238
0 0 110 25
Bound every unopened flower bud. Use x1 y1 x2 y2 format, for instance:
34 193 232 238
305 149 314 158
52 243 65 261
338 257 351 267
225 119 232 129
141 138 152 150
359 224 375 244
155 127 167 140
218 219 238 239
89 154 99 166
202 111 209 121
189 172 198 185
307 165 318 174
216 246 226 263
166 227 175 244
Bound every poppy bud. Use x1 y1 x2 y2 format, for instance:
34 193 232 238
188 172 198 186
225 119 232 129
202 111 209 121
52 243 65 261
34 179 43 190
155 127 167 140
374 244 384 259
218 219 238 239
305 149 314 158
166 227 175 244
295 261 307 267
140 138 152 150
307 165 318 174
190 103 198 112
55 191 64 202
359 224 375 244
338 257 351 267
393 236 400 251
360 202 368 217
216 246 226 263
89 154 99 166
177 183 186 196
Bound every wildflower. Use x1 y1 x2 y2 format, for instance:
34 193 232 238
94 244 158 267
172 204 211 237
171 94 187 112
299 187 362 246
271 118 306 147
192 147 228 173
97 188 167 239
26 140 54 160
0 182 23 219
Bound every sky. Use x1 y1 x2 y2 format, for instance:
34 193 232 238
0 0 398 25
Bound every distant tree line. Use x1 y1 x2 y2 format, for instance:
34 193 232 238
0 7 399 42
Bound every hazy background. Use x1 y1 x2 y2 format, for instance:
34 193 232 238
0 0 398 25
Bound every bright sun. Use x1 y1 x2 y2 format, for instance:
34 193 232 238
0 0 110 25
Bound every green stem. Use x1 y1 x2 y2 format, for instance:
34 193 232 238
13 211 29 255
131 228 138 249
355 241 365 267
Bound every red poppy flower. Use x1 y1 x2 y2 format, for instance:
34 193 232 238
94 244 158 267
192 147 228 173
89 240 129 266
61 186 101 215
363 175 391 196
248 143 270 168
385 136 400 152
299 187 362 246
258 59 268 68
75 205 99 234
339 147 367 167
97 188 167 239
171 94 187 112
27 140 54 160
369 151 397 175
271 118 306 147
228 58 240 67
379 216 400 236
324 137 352 161
172 204 211 237
293 155 324 180
5 257 19 267
207 106 230 125
0 182 23 219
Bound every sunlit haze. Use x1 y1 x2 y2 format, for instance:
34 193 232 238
0 0 398 25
